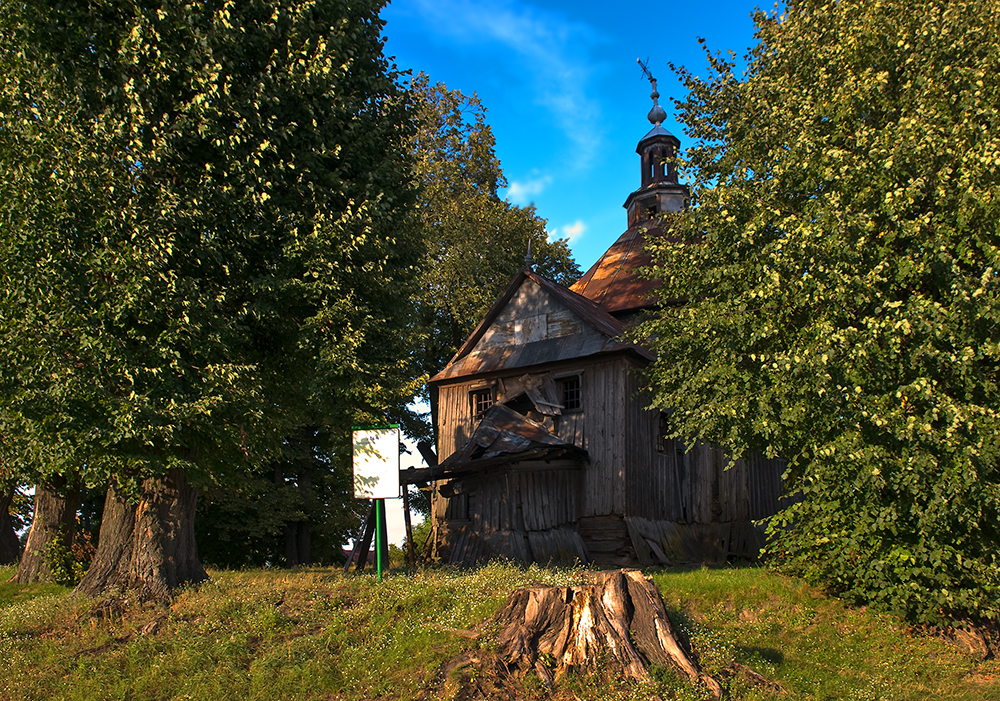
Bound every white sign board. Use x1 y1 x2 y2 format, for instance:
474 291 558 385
352 426 400 499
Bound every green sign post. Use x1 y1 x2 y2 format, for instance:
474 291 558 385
374 500 388 579
352 425 399 580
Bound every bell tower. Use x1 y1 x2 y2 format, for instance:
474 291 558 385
624 63 688 226
569 62 689 316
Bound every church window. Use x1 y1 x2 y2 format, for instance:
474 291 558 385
470 388 494 421
559 375 582 412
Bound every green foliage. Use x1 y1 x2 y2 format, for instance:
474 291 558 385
405 509 433 553
408 74 581 381
194 74 580 562
42 534 93 587
195 433 361 568
0 0 421 514
639 0 1000 623
0 484 31 536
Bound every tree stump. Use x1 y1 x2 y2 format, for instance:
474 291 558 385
492 569 722 699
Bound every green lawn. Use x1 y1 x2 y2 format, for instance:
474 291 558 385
0 562 995 700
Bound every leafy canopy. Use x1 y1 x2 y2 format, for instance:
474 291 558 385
408 74 580 381
639 0 1000 623
0 0 422 494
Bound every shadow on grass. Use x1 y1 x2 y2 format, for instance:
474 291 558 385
736 645 783 665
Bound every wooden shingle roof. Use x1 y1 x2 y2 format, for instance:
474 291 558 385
569 225 661 315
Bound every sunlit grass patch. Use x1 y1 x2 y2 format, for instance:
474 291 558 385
650 565 1000 701
0 561 997 700
0 561 590 701
0 564 73 610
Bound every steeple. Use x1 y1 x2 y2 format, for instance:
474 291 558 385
569 62 690 316
624 60 688 227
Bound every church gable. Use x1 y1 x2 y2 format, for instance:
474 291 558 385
472 278 593 353
429 271 648 384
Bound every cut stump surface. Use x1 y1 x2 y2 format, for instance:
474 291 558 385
492 569 722 699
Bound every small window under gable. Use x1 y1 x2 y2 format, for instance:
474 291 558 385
559 375 582 412
470 387 494 422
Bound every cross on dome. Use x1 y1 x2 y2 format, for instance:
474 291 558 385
638 58 667 126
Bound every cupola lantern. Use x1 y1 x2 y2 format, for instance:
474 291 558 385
624 60 688 226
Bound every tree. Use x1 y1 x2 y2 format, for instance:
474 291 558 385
0 483 26 565
13 477 79 583
408 75 580 434
0 0 421 596
192 76 581 566
195 426 365 568
639 0 1000 623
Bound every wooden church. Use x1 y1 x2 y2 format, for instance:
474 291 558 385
415 81 787 567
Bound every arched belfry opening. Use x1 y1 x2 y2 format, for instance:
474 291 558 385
570 60 690 317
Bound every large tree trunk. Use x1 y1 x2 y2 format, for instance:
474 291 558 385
0 487 22 566
14 479 79 583
74 482 136 595
75 468 207 599
492 569 723 699
281 456 313 566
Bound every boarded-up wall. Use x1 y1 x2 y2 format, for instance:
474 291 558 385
443 462 582 533
435 355 637 525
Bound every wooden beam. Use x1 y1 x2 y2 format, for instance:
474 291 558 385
344 504 376 574
400 446 588 485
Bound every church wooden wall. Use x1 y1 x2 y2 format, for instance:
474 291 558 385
433 351 788 564
618 364 788 561
437 460 588 566
435 354 635 524
559 356 629 518
430 267 789 564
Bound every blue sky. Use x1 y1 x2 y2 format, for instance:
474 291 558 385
381 0 773 272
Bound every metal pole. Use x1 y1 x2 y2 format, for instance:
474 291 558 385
379 500 390 573
375 498 384 580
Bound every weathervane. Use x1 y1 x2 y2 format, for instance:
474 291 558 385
637 58 667 126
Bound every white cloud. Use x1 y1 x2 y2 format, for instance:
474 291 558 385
550 219 586 244
505 174 552 205
400 0 606 164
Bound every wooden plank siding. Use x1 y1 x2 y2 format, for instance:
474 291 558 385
623 367 677 522
436 355 635 522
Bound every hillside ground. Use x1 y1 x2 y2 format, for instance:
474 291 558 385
1 562 997 700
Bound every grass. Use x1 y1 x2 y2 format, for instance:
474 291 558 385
650 566 1000 700
0 567 71 608
0 562 997 700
